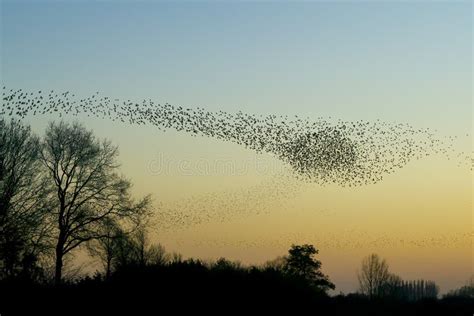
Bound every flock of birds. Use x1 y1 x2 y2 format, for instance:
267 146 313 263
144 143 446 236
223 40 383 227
2 87 470 189
155 173 303 230
2 86 472 234
168 230 473 251
2 86 472 271
0 87 472 254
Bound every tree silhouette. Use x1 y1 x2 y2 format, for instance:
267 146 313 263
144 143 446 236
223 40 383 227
283 244 335 293
88 216 168 278
86 218 125 279
380 273 404 299
357 253 390 299
115 226 168 268
40 121 151 284
0 119 50 279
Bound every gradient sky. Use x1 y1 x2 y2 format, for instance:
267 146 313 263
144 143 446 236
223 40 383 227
1 1 472 294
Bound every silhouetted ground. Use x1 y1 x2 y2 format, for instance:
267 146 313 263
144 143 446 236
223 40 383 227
1 263 472 315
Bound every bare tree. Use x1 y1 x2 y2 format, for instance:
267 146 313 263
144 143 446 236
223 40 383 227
87 217 169 278
357 253 390 298
0 119 50 279
40 121 151 284
113 226 169 268
86 218 125 279
146 243 168 266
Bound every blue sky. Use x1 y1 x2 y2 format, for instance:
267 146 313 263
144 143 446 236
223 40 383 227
1 1 472 131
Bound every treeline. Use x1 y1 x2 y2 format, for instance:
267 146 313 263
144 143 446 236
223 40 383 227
387 279 439 301
357 253 440 300
444 277 474 299
2 240 472 315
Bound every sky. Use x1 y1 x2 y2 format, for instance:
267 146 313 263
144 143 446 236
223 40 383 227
1 0 472 294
